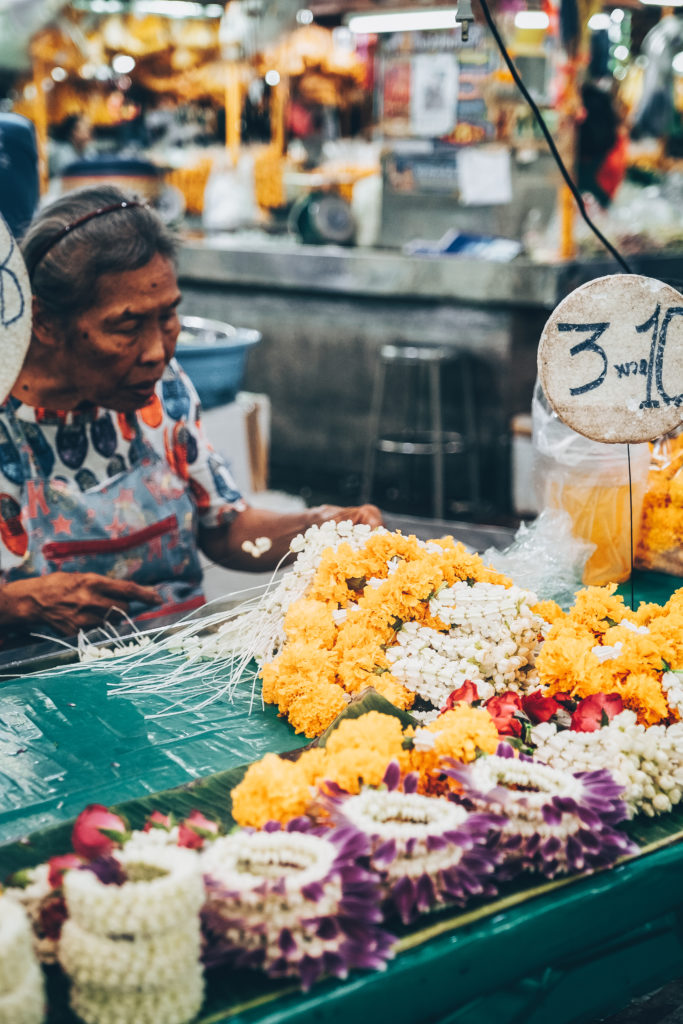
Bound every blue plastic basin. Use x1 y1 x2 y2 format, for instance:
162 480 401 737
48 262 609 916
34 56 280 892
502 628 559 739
175 316 262 409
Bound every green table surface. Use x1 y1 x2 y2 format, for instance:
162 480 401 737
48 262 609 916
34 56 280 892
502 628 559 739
1 567 683 1024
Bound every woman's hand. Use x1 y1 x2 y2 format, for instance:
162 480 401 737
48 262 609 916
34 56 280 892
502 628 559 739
0 572 162 635
199 503 384 571
310 504 383 529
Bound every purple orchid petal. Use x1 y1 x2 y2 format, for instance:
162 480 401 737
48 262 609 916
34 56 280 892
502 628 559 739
383 761 401 791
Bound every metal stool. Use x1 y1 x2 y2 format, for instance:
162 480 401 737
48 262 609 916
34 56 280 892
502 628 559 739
361 343 481 519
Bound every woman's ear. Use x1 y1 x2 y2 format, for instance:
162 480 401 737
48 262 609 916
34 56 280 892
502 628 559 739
31 298 65 349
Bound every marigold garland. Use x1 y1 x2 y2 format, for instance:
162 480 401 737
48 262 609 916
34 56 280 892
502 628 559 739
230 708 498 828
261 529 515 738
536 584 683 726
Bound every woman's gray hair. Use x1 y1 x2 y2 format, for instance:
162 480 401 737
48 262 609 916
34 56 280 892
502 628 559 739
21 184 178 325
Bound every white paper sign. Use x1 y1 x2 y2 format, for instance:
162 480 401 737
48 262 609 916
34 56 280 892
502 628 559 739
0 216 31 403
538 274 683 444
410 53 458 138
457 146 513 206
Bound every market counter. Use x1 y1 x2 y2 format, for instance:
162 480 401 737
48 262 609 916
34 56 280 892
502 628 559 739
177 237 683 516
1 569 683 1024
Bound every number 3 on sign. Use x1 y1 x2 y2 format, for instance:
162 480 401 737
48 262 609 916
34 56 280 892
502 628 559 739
538 275 683 444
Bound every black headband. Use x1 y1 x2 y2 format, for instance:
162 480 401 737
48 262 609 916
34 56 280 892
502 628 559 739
28 200 145 276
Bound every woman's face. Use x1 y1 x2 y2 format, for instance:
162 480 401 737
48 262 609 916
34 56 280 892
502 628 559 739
62 253 182 412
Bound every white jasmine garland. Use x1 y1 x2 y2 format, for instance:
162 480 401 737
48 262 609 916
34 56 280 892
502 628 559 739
62 847 204 939
444 750 637 878
202 824 395 990
59 918 201 991
0 897 38 997
68 964 204 1024
334 784 501 923
661 671 683 719
531 711 683 817
385 581 547 711
0 959 45 1024
3 865 60 964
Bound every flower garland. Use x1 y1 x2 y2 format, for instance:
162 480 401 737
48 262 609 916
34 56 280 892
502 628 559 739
329 764 502 924
444 749 637 878
531 710 683 817
201 823 395 990
385 582 546 717
260 528 516 737
230 707 500 828
59 847 205 1024
61 847 205 938
0 897 45 1024
536 585 683 726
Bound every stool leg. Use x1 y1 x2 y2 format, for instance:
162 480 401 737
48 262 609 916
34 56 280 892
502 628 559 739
461 357 481 507
361 355 387 504
429 359 445 519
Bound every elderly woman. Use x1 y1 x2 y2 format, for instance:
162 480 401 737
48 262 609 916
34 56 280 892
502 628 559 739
0 186 380 639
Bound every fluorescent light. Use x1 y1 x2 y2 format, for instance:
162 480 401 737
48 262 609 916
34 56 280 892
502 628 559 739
588 13 611 29
613 44 629 60
347 9 458 34
514 11 549 29
133 0 207 16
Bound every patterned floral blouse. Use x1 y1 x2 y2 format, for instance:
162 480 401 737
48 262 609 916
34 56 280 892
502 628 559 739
0 359 245 574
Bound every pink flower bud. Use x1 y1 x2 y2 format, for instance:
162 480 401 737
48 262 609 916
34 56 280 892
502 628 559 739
71 804 128 860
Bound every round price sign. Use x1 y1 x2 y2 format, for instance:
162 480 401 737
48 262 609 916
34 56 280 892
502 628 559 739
538 274 683 444
0 215 31 403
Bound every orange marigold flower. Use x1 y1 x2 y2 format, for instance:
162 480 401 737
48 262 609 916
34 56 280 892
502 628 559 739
287 683 348 737
231 753 314 828
617 672 669 726
531 599 565 624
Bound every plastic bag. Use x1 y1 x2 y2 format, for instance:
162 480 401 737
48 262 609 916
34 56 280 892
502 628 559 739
531 382 651 586
635 427 683 575
482 509 594 610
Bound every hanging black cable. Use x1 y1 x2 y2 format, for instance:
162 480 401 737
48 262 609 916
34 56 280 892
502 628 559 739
474 0 634 274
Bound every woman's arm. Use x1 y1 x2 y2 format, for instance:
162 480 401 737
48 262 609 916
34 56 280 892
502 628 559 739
198 504 383 572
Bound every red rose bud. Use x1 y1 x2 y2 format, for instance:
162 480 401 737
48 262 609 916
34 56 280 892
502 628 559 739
143 810 173 832
522 690 560 723
178 810 220 850
442 679 479 711
570 693 624 733
38 893 68 940
71 804 128 860
47 854 82 890
485 691 523 738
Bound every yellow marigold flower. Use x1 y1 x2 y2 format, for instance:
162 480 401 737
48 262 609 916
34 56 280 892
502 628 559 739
287 683 348 738
261 645 339 712
372 675 415 710
536 633 597 693
617 672 669 726
231 753 314 828
531 599 565 625
325 711 405 759
323 747 409 795
570 585 629 634
410 706 499 793
283 599 337 648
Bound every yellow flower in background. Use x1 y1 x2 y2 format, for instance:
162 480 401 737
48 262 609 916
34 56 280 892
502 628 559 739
283 599 338 648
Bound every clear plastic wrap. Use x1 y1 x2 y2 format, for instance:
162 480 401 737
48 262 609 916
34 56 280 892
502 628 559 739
482 509 594 610
635 427 683 576
530 383 651 586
